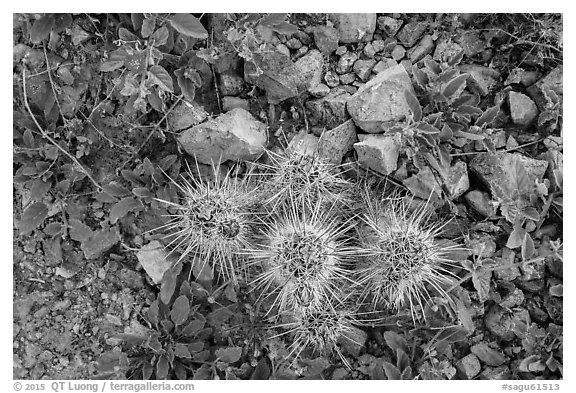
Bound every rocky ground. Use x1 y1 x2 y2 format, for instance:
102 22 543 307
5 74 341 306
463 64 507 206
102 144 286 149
13 13 562 380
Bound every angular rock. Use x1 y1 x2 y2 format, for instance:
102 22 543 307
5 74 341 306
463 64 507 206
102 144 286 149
408 34 434 63
479 366 511 380
218 72 245 96
81 228 120 260
396 21 428 47
330 13 377 43
527 65 563 110
347 64 416 133
464 190 495 217
318 119 358 164
286 37 302 50
457 354 481 379
295 49 324 92
470 152 548 200
433 39 464 63
294 31 312 46
177 108 267 165
167 100 208 132
508 91 538 126
312 25 340 55
354 133 401 175
391 45 406 61
372 40 386 53
363 42 376 58
222 96 250 112
377 16 403 37
404 166 443 202
336 52 358 74
444 161 470 199
306 89 351 129
353 59 377 82
309 83 331 97
373 58 398 74
339 72 356 85
484 305 525 341
275 43 290 57
458 64 500 96
471 343 507 367
136 241 175 285
457 31 486 57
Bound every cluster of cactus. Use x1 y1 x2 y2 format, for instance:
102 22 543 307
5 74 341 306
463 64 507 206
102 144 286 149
155 146 462 364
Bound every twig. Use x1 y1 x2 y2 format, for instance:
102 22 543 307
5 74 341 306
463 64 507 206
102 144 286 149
449 138 544 157
21 68 103 191
481 28 562 53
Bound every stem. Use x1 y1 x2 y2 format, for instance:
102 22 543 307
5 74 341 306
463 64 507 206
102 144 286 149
21 68 103 191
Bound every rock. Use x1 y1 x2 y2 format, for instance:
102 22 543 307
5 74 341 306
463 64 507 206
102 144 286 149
306 89 351 129
479 366 511 380
177 108 267 165
527 65 563 110
391 45 406 61
508 91 538 126
309 83 331 97
484 305 516 341
371 40 386 53
464 190 495 217
295 49 324 92
373 58 398 74
408 35 434 63
525 298 549 324
468 233 496 258
347 64 416 133
457 354 481 379
318 119 358 164
504 68 541 87
471 343 507 367
275 43 290 57
457 31 486 57
294 31 312 45
218 72 245 96
377 16 403 37
353 133 401 175
335 45 347 56
339 72 356 85
500 287 524 308
458 64 500 96
167 100 208 132
81 228 120 260
363 42 376 58
286 132 319 157
444 161 470 199
324 70 340 88
433 39 464 63
396 21 428 47
330 13 377 43
470 153 548 204
543 294 562 324
353 59 377 82
136 241 176 285
336 52 358 74
222 96 250 112
331 367 350 380
286 37 302 50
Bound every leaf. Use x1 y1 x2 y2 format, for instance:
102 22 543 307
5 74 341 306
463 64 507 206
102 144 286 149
521 232 535 261
215 347 242 363
436 325 469 343
549 284 563 297
118 27 139 42
506 226 526 249
169 14 208 39
141 17 156 38
68 218 93 242
250 357 271 380
192 258 213 281
383 331 408 353
174 362 187 380
475 104 500 128
132 187 155 199
148 65 174 93
396 349 410 372
156 355 169 379
29 178 52 202
103 182 131 197
404 90 422 122
182 319 205 337
151 26 169 47
269 21 299 35
159 262 182 304
382 360 402 380
170 295 191 326
148 300 160 327
109 197 144 224
18 202 48 235
174 343 192 359
30 14 55 43
441 73 468 101
471 267 492 302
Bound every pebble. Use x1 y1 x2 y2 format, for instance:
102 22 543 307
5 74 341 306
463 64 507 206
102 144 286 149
335 46 347 56
353 59 377 82
339 72 356 85
52 299 71 312
336 52 358 74
457 354 481 379
396 21 428 47
508 91 538 127
464 190 495 217
363 42 376 58
324 70 340 87
286 37 302 50
391 45 406 60
377 16 403 37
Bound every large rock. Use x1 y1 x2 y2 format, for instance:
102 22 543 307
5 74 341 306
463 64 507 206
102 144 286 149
396 21 428 47
177 108 267 164
444 161 470 199
167 100 208 132
330 14 377 43
81 228 120 260
458 65 500 96
318 119 358 164
306 89 351 129
527 65 563 110
347 64 416 133
353 133 401 175
312 25 340 55
408 34 434 63
377 16 403 37
508 91 538 126
295 49 324 93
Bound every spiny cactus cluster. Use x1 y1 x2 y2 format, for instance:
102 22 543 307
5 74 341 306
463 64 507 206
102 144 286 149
155 147 462 364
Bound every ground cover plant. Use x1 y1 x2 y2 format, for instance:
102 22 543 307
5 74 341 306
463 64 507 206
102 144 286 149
13 13 562 380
